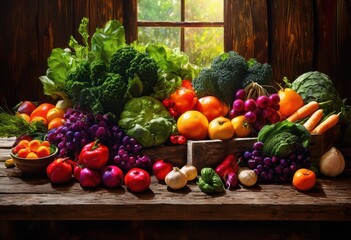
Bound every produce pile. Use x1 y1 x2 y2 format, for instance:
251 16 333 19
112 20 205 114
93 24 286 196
2 18 350 193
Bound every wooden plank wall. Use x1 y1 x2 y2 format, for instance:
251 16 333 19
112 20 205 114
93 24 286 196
0 0 350 111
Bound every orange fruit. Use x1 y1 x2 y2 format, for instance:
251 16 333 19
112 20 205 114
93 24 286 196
28 139 42 153
30 103 55 121
18 113 30 122
208 116 235 140
195 96 230 122
41 141 51 147
26 152 38 159
48 117 65 130
17 140 30 148
231 115 252 137
292 168 316 191
46 107 65 123
17 148 30 158
30 116 48 125
36 146 51 158
177 110 209 140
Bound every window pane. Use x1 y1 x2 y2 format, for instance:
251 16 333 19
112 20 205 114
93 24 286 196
184 27 224 67
138 27 180 49
185 0 223 22
138 0 180 21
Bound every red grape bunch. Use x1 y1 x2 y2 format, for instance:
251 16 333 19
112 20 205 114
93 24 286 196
229 88 281 133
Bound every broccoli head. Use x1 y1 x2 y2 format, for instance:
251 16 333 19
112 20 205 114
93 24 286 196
109 46 138 81
241 58 273 88
99 73 131 117
65 60 91 92
126 52 158 96
193 51 248 105
192 68 220 98
90 59 108 86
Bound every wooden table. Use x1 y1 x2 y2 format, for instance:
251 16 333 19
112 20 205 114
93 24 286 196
0 137 350 239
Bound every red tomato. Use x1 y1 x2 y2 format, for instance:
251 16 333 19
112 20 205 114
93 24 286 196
46 158 73 184
30 103 55 121
195 96 229 122
181 79 194 90
124 168 151 193
169 88 198 116
152 159 173 181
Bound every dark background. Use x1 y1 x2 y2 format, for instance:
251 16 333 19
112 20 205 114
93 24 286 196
0 0 350 110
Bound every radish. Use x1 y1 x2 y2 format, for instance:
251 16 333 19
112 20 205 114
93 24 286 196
224 171 238 189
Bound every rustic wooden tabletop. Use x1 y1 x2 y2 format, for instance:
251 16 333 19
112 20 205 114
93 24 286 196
0 138 350 221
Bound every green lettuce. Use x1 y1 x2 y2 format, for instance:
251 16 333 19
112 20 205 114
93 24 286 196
39 17 125 100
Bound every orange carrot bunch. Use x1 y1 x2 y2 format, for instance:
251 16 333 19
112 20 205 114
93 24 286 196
285 100 339 134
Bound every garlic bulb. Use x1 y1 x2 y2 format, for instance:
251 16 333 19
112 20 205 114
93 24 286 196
319 147 345 177
165 167 188 190
237 167 257 187
180 164 198 181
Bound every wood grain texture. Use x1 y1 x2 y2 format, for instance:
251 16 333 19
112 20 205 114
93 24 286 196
227 0 269 62
0 139 350 221
269 0 314 83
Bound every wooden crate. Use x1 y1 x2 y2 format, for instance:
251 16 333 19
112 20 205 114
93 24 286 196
142 145 187 167
142 125 341 170
187 125 341 170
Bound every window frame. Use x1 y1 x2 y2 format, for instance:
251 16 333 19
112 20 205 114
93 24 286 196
124 0 231 52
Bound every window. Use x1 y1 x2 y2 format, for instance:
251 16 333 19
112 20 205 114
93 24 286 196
128 0 224 67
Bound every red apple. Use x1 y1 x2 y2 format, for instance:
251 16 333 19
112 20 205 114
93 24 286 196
46 158 73 184
101 165 124 188
152 159 173 181
79 167 101 188
17 101 37 116
124 168 151 193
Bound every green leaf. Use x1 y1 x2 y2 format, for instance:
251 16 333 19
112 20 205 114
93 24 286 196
91 19 126 63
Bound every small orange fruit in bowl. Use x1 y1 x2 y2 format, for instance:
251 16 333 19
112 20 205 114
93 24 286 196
10 140 58 175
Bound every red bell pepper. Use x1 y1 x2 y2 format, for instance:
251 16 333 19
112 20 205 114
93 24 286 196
215 154 238 179
78 140 109 169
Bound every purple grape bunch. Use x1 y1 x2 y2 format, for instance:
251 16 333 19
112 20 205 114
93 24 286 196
46 108 152 173
229 89 281 133
239 141 311 183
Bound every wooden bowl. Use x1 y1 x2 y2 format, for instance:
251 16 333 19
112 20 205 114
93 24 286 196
10 145 58 175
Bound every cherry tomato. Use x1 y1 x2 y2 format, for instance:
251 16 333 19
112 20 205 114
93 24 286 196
208 116 235 140
292 168 316 191
169 88 198 116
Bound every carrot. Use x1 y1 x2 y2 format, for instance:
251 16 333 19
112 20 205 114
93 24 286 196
286 101 320 122
311 113 339 135
303 109 323 132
